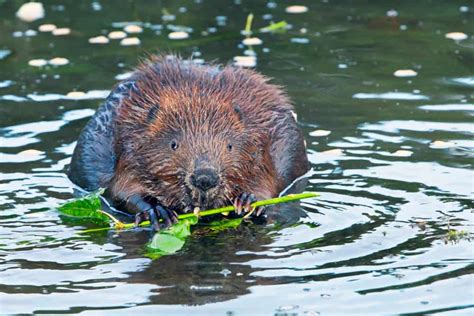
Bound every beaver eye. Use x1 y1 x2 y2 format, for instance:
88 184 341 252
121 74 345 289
227 143 233 152
170 140 179 151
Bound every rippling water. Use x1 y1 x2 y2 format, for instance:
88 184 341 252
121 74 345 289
1 1 473 314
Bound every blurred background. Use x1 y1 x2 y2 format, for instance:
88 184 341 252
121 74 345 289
0 1 473 314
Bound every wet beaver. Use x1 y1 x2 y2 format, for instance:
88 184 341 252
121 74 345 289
68 55 310 229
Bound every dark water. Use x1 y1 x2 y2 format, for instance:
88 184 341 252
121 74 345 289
1 0 473 315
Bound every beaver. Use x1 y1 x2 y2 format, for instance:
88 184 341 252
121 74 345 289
68 55 310 229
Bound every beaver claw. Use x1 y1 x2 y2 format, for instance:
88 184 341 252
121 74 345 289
233 193 265 217
128 195 178 230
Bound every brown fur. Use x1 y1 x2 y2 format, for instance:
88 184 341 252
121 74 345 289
108 55 301 212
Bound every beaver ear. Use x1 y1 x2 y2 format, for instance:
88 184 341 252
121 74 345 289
146 103 160 123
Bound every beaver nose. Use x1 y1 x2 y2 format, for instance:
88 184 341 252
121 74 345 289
191 168 219 191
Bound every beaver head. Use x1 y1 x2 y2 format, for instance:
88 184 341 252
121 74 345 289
116 58 273 212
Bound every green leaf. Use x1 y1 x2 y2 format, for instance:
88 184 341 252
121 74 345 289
145 217 198 258
146 234 186 259
58 192 110 226
203 218 243 232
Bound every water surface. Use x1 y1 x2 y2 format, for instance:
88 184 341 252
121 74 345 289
0 0 473 315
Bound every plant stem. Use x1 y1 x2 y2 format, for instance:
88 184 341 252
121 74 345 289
80 192 318 234
260 20 288 33
244 13 254 36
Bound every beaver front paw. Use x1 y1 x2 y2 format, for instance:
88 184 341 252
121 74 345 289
233 193 265 217
128 195 178 230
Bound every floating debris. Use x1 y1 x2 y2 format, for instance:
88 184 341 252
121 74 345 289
124 24 143 34
88 35 109 44
445 32 468 41
309 130 331 137
49 57 69 66
19 149 44 156
168 31 189 40
430 140 454 149
28 59 48 67
285 5 308 14
391 150 413 157
242 37 263 46
233 56 256 67
3 149 46 163
16 2 45 22
108 31 127 39
120 37 141 46
321 149 344 155
38 23 56 32
52 27 71 36
66 91 86 99
394 69 418 77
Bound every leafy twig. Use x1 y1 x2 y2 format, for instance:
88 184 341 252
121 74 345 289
79 192 318 234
